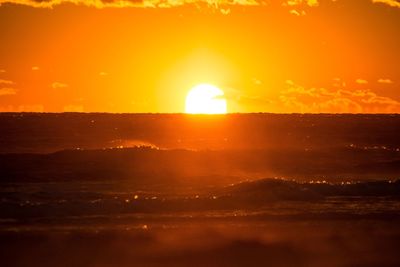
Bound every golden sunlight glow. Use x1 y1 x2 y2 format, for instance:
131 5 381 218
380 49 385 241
185 84 227 114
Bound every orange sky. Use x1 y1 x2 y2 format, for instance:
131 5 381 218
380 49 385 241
0 0 399 113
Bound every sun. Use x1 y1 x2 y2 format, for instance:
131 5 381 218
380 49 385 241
185 84 227 114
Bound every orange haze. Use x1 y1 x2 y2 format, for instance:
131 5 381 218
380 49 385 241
0 1 399 113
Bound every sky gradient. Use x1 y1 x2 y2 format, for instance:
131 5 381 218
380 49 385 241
0 0 399 113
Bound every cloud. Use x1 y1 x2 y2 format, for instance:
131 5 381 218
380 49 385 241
0 0 322 9
0 80 17 96
51 82 68 89
279 81 400 113
0 70 5 73
64 104 84 112
332 78 346 88
372 0 400 8
0 79 15 85
237 94 274 106
0 88 17 96
0 0 398 9
99 71 108 76
252 78 262 85
223 86 274 109
289 9 306 16
220 7 230 14
19 105 44 112
377 78 393 84
32 66 40 71
0 104 44 112
0 0 259 8
285 0 319 7
356 79 368 84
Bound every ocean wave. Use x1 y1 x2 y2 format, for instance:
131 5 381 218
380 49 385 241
0 178 399 223
1 146 399 184
223 178 400 199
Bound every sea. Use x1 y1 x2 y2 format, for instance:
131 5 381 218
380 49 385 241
1 113 399 267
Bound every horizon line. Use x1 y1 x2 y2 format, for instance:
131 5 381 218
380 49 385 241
1 112 400 115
